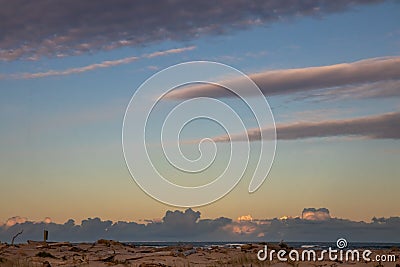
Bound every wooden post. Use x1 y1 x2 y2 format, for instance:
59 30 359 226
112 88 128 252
43 230 48 243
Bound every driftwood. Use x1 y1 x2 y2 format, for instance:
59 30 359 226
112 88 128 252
11 230 23 245
36 242 71 248
125 256 144 261
99 254 115 262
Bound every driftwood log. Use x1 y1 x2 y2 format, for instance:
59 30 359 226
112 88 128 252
11 229 23 245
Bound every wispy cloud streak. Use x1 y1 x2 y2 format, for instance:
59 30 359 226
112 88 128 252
8 46 195 79
211 112 400 142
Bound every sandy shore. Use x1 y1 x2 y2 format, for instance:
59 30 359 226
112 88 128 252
0 240 399 266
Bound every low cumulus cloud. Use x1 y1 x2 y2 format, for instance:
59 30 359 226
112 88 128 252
1 0 383 60
302 208 331 221
1 208 399 243
212 112 400 142
166 57 400 100
238 215 253 222
3 217 53 228
4 216 27 228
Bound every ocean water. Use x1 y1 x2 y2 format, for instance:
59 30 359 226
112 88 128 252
126 241 400 250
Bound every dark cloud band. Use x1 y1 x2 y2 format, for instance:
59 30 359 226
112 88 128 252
2 208 399 242
0 0 383 60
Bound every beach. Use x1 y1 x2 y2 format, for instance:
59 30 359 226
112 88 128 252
0 240 399 267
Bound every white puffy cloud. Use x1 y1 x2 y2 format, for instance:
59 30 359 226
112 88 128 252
302 208 331 221
42 217 52 224
4 216 28 228
237 215 253 221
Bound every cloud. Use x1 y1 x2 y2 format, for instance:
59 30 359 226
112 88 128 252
0 0 383 61
225 223 257 235
165 208 200 222
302 208 331 221
212 112 400 142
7 46 195 79
3 216 51 228
309 80 400 100
165 56 400 100
43 217 52 224
4 216 27 228
238 215 253 222
147 65 160 71
0 209 232 242
163 209 201 229
1 209 400 243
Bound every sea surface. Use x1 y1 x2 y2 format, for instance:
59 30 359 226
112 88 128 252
126 241 400 250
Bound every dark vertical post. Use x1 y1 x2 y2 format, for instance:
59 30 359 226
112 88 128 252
44 230 48 243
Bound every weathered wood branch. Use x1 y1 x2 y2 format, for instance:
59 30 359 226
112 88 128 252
11 230 23 245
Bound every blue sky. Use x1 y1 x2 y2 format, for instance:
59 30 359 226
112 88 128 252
0 0 399 228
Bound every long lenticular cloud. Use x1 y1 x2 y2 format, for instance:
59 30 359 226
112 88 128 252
166 56 400 99
212 112 400 142
0 0 383 61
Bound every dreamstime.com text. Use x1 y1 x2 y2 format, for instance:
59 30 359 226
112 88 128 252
257 238 398 263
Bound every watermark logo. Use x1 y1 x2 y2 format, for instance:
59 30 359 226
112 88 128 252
336 238 347 249
257 238 398 263
122 61 276 207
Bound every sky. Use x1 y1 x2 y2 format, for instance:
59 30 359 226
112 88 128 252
0 0 399 242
